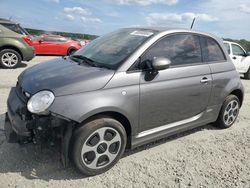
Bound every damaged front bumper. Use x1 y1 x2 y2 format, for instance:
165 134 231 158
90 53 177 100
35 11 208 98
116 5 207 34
5 87 70 143
5 87 75 166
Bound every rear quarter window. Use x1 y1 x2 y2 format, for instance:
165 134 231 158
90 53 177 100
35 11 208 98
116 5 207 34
201 36 226 62
1 23 27 35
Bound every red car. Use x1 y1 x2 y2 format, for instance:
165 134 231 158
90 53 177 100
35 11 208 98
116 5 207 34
32 35 82 55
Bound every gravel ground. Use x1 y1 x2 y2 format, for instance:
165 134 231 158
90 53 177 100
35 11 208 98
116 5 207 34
0 57 249 188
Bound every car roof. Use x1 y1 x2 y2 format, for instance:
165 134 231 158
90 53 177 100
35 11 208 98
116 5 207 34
124 27 220 40
224 41 232 44
0 18 18 24
224 40 243 46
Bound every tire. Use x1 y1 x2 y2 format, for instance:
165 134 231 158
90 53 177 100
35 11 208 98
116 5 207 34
244 68 250 79
67 48 77 56
0 49 22 69
71 118 127 176
214 95 240 129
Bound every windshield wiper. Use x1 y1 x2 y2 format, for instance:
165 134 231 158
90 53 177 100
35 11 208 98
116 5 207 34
70 55 98 67
69 55 113 70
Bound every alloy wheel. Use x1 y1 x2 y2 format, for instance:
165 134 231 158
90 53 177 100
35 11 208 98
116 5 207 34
81 127 121 170
223 100 239 126
1 52 18 67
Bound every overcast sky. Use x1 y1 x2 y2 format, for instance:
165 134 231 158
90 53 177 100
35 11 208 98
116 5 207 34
0 0 250 39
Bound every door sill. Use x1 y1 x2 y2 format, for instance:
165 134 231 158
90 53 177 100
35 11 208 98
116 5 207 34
136 112 204 138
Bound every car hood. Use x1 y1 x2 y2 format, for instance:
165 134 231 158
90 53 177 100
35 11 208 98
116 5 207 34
18 58 115 96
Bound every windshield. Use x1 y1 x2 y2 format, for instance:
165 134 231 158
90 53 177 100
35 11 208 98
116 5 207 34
73 28 157 69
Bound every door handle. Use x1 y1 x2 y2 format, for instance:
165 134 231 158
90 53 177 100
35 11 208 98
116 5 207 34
232 56 237 60
200 77 211 84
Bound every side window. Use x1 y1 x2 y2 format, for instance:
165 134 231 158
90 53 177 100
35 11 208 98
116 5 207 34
232 44 245 56
141 34 202 68
224 43 231 54
43 37 53 42
58 38 67 42
43 37 59 42
43 37 67 42
201 37 226 62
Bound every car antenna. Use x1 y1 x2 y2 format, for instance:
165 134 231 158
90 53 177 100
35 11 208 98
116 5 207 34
190 17 196 29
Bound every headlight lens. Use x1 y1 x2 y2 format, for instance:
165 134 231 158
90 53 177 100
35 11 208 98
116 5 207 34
27 90 55 114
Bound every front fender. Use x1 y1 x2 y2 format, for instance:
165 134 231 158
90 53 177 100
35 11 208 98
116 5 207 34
49 85 139 135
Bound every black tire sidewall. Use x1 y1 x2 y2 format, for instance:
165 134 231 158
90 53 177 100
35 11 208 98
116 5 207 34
67 48 76 55
71 118 127 176
0 49 22 69
217 95 240 129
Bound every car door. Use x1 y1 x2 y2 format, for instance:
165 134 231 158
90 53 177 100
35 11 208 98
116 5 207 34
35 37 59 54
139 33 212 132
33 37 55 54
230 43 248 73
32 38 44 54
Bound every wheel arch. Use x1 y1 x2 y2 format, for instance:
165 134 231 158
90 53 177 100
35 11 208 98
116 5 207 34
77 111 132 149
67 47 77 55
0 45 23 60
230 89 244 107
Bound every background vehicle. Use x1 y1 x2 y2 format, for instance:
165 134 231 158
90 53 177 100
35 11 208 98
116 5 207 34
32 34 81 55
0 18 35 68
5 28 244 175
224 41 250 79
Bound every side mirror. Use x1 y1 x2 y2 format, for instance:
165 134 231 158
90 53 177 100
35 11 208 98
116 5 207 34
152 57 171 71
38 39 43 43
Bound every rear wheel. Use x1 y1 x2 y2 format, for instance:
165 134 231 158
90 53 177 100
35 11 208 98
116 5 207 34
67 48 77 55
71 118 127 176
0 49 21 68
215 95 240 129
244 67 250 79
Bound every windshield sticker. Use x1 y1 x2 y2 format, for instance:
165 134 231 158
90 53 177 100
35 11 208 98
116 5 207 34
130 31 154 37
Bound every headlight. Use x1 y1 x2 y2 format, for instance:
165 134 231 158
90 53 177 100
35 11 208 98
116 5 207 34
27 90 55 114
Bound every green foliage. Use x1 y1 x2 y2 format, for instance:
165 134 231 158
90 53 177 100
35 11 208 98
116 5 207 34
223 38 250 52
25 28 98 40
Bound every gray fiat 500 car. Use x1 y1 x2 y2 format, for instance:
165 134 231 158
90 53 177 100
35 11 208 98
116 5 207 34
5 28 244 175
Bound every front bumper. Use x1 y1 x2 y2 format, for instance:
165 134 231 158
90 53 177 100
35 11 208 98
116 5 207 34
5 87 69 144
5 87 31 139
5 86 75 166
4 114 18 143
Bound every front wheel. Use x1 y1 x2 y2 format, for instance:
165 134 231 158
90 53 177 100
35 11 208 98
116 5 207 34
215 95 240 129
71 118 127 176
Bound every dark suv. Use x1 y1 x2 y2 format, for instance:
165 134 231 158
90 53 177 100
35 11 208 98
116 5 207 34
5 28 244 175
0 18 35 68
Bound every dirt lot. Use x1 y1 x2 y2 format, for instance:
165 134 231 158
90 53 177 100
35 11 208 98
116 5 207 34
0 57 249 188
